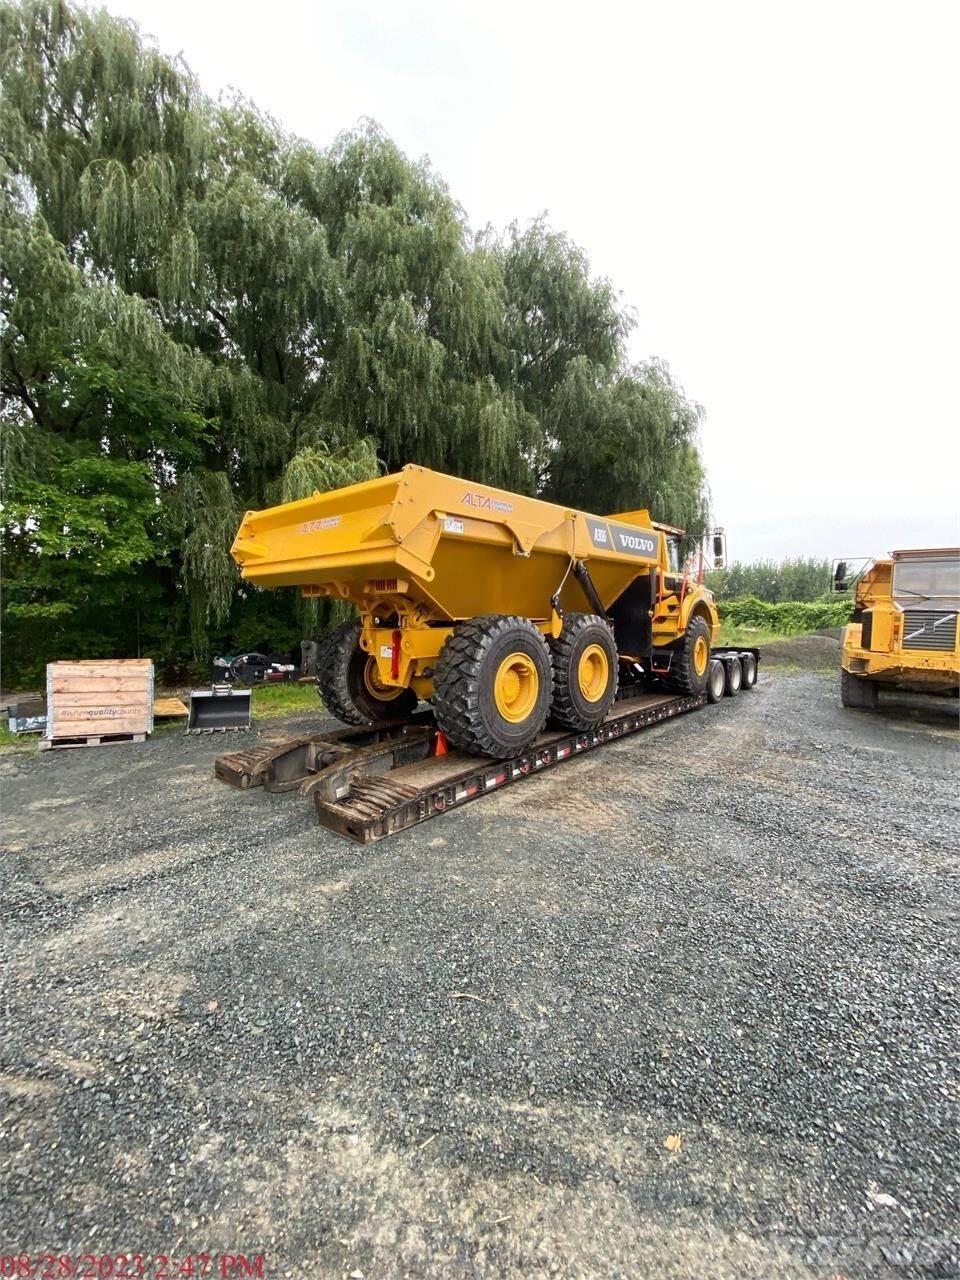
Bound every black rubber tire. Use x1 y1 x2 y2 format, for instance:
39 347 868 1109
840 668 878 709
723 656 742 696
666 615 713 695
548 613 619 730
706 658 726 703
433 615 553 758
315 620 419 724
741 652 758 688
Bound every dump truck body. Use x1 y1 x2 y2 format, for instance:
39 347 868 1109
841 547 960 706
233 467 702 623
232 465 722 756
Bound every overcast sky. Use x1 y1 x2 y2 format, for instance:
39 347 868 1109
107 0 959 562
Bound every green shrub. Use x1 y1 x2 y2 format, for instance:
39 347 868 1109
719 596 852 634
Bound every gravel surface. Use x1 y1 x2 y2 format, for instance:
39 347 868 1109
1 669 958 1279
757 633 842 667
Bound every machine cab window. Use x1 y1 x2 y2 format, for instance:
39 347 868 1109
666 536 682 576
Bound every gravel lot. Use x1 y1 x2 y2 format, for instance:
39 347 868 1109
1 663 958 1279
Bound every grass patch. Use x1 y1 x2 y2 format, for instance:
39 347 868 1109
716 622 785 648
0 722 40 752
250 680 319 718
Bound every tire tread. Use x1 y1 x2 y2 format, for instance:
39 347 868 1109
666 615 712 695
433 615 552 757
548 612 618 729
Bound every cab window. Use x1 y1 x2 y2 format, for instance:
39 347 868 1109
666 537 682 574
892 555 960 599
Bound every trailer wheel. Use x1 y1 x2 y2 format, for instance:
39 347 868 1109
433 615 553 757
840 668 879 709
548 613 619 730
667 615 713 695
706 658 726 703
741 652 758 688
316 620 419 725
724 656 742 696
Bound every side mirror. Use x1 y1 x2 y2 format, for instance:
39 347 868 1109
834 561 848 593
711 528 726 569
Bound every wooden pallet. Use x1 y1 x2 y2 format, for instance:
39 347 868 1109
40 732 146 751
153 696 189 718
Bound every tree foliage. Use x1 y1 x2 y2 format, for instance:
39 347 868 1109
1 0 710 686
706 558 834 603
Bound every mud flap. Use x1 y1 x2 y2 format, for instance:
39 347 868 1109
187 685 252 732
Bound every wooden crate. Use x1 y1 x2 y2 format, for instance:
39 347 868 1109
44 659 154 745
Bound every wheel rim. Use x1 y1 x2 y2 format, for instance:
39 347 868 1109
578 643 609 702
363 656 405 702
693 635 709 676
494 652 539 723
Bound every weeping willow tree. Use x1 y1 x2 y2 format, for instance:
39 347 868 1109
0 0 710 686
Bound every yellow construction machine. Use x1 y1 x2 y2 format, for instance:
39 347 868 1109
231 465 741 757
839 547 960 708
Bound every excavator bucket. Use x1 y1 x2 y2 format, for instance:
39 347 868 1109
187 685 252 732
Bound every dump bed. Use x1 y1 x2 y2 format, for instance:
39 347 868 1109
231 465 664 623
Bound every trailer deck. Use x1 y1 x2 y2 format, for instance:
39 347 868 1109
213 673 753 843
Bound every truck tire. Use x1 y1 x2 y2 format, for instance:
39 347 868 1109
316 620 419 724
740 652 758 688
840 668 879 710
433 615 553 758
724 656 742 696
706 658 726 703
548 613 619 730
666 615 712 695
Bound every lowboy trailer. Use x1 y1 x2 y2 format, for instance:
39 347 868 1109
213 652 758 844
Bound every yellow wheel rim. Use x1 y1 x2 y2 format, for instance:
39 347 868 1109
693 635 709 676
363 657 405 702
578 643 609 702
494 652 539 723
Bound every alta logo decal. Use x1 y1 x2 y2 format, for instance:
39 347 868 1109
461 491 513 513
298 516 341 534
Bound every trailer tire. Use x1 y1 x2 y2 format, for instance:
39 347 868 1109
433 615 553 758
706 658 726 703
316 620 419 725
740 652 758 688
666 615 713 695
840 668 878 709
548 613 619 730
724 656 742 696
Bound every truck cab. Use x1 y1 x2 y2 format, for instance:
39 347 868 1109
841 547 960 707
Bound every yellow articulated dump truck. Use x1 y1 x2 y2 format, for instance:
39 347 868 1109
231 465 750 758
840 547 960 709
